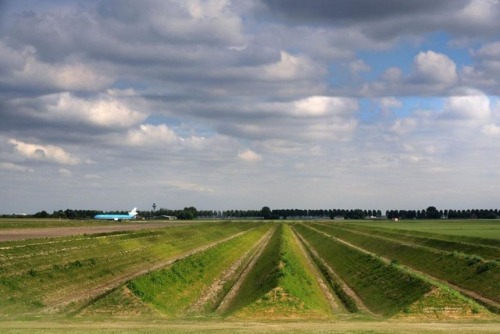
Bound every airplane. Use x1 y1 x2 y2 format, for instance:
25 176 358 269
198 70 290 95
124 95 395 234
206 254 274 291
94 207 138 221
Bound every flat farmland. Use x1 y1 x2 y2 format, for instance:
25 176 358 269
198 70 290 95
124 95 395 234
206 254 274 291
0 219 498 333
349 220 500 240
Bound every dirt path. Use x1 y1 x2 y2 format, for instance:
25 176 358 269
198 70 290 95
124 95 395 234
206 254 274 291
305 224 500 313
0 222 188 241
46 230 251 313
216 226 277 313
1 320 499 333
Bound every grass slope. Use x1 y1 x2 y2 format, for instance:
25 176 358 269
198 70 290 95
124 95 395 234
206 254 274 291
0 221 259 318
310 222 500 305
295 224 432 317
125 225 271 317
350 220 500 242
226 224 332 319
335 223 499 260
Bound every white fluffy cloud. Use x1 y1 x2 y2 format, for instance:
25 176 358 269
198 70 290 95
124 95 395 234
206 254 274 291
263 51 319 81
440 91 491 121
126 124 179 146
8 139 80 165
410 51 458 85
14 92 148 129
292 96 358 117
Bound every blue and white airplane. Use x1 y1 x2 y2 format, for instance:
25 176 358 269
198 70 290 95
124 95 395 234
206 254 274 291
94 208 138 221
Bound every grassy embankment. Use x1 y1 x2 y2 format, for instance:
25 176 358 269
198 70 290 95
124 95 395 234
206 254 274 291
337 223 499 260
0 221 260 318
310 222 500 309
119 224 271 318
350 220 500 241
224 223 333 319
294 223 434 317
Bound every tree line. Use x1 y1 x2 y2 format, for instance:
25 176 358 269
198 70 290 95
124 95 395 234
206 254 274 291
4 206 500 220
386 207 499 220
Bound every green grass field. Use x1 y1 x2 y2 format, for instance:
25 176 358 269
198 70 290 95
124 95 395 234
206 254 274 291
350 220 500 240
0 218 498 333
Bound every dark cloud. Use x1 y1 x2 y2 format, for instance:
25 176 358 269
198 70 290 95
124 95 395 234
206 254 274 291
261 0 500 42
262 0 463 23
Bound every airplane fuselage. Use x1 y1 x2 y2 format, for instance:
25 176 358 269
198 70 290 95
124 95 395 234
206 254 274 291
94 214 134 221
94 208 138 221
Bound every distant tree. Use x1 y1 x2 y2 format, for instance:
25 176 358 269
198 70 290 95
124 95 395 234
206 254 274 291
176 207 198 220
34 210 49 218
426 206 440 219
261 206 273 219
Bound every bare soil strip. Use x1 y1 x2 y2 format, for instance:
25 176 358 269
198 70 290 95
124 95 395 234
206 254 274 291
289 227 343 314
216 226 277 313
305 224 500 313
293 226 373 315
188 227 274 313
1 320 499 333
0 222 188 242
46 230 252 313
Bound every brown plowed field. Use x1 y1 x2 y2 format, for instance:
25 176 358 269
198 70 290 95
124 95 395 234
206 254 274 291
0 222 186 241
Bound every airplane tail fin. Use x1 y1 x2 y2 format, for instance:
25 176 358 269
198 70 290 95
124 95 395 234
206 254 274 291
129 207 138 217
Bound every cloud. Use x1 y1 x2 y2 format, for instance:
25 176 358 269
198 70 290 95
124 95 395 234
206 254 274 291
126 124 180 146
379 97 402 110
262 51 321 81
292 96 357 117
390 118 418 135
1 0 500 213
440 90 491 122
261 0 500 43
349 59 371 73
410 51 458 86
8 138 81 165
238 149 262 162
0 162 34 173
461 41 500 94
163 179 214 193
216 96 358 143
482 123 500 136
262 0 462 24
0 41 113 92
362 51 460 96
9 91 147 130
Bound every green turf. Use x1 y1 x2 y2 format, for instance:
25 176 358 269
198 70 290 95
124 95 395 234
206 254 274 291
309 222 500 305
294 224 433 317
349 220 500 241
126 225 271 317
0 221 261 317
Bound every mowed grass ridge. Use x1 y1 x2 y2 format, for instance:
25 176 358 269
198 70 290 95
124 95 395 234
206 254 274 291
0 219 498 326
333 223 499 260
225 223 333 319
124 224 272 317
294 224 434 317
0 221 260 316
309 222 500 306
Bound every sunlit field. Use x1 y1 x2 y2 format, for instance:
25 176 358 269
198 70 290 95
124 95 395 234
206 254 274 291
0 219 498 333
349 220 500 240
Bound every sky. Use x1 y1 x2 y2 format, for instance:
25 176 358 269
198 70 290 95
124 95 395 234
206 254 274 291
1 0 500 214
